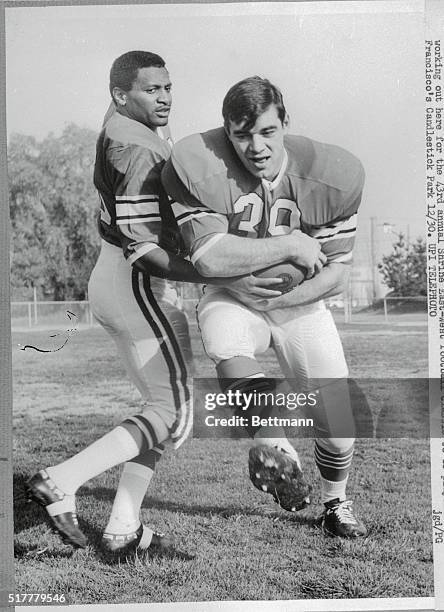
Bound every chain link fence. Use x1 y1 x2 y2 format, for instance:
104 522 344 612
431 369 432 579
10 292 427 331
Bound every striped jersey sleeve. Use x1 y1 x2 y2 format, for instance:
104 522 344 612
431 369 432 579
161 158 229 265
304 164 364 265
109 144 166 264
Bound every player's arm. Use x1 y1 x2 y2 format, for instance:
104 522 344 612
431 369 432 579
162 160 325 279
109 145 207 282
132 245 286 297
251 262 349 310
110 148 279 290
252 195 362 310
190 231 325 279
132 246 209 282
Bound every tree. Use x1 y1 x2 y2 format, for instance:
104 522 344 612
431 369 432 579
8 133 51 297
8 125 101 300
378 233 426 296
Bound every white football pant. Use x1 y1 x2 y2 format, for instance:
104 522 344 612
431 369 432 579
198 287 355 445
88 240 193 449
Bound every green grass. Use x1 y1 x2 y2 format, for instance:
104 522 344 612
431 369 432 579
12 317 433 604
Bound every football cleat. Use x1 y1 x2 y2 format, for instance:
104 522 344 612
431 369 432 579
248 445 312 512
25 470 87 548
101 524 174 557
321 498 367 538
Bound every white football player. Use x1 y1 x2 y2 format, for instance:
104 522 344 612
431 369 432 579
26 55 320 554
162 76 367 537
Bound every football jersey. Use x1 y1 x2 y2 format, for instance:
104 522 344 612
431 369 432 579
94 112 183 265
161 127 364 266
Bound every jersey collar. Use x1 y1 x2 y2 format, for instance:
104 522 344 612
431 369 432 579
261 148 288 191
156 126 174 149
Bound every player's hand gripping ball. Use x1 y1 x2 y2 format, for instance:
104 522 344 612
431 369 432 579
253 262 306 294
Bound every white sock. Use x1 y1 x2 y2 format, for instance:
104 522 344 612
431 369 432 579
104 462 154 535
320 475 348 504
46 426 141 495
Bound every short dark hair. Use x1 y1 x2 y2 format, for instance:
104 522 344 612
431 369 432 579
222 76 287 131
109 51 166 99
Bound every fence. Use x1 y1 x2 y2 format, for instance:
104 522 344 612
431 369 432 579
10 294 427 331
380 295 428 323
324 294 427 324
177 293 427 324
11 300 95 330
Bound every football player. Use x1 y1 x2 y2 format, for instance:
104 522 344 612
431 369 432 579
26 55 323 554
162 76 367 537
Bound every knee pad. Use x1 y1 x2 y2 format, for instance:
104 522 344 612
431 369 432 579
216 359 277 438
216 356 264 380
217 356 272 403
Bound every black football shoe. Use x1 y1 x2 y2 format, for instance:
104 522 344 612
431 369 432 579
25 470 87 548
248 445 312 512
101 524 174 557
321 498 367 538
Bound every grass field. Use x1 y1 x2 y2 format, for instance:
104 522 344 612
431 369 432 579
12 313 432 605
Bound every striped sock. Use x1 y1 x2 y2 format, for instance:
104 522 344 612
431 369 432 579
314 441 354 503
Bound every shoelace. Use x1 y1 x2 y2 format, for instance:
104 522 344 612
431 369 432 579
330 501 357 525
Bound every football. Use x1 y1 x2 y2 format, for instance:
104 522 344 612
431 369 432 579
253 262 306 294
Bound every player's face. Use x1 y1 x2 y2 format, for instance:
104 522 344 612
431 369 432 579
226 105 288 181
122 66 172 130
